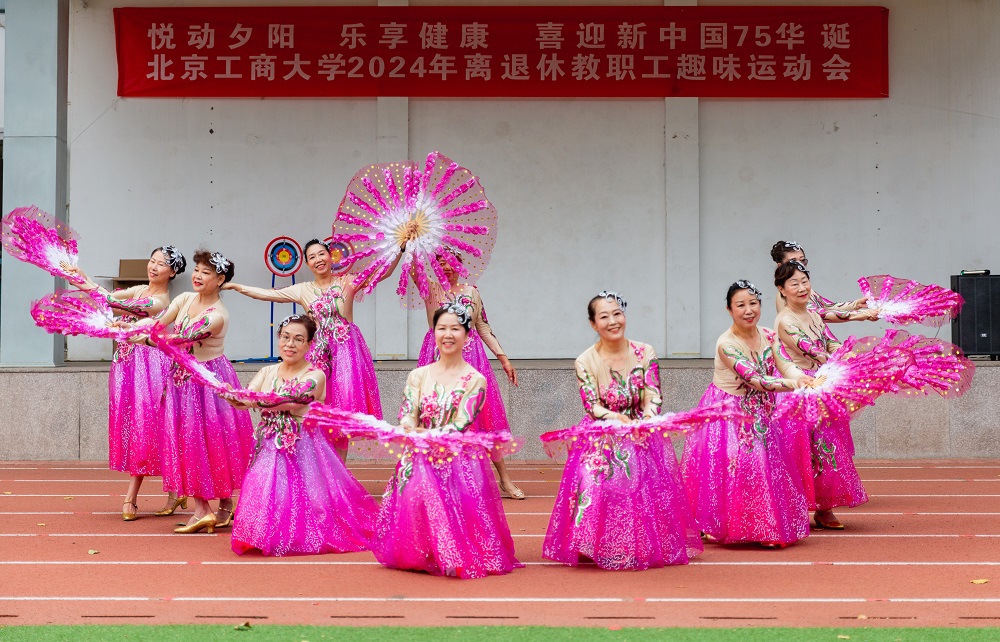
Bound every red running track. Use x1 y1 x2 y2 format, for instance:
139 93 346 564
2 460 1000 627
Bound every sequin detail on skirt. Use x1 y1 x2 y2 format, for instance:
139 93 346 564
544 419 702 570
372 450 522 579
108 344 170 476
781 369 869 511
681 384 810 545
232 421 377 556
159 355 255 499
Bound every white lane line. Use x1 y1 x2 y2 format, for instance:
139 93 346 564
873 494 1000 497
858 466 1000 470
0 561 187 565
9 511 995 518
0 493 553 499
0 512 75 515
847 512 1000 516
0 597 150 601
19 477 992 483
0 494 187 498
5 595 1000 604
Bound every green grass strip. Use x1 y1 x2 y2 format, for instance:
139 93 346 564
1 626 999 642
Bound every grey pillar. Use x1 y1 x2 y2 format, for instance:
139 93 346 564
1 0 69 366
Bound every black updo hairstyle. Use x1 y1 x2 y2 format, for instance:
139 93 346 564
152 246 186 280
277 314 317 342
432 305 472 333
587 291 627 322
303 239 330 257
192 249 236 284
770 240 805 264
726 280 763 309
774 260 810 289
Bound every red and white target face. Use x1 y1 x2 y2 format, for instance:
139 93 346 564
264 236 303 276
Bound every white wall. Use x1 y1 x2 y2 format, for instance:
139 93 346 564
1 11 6 131
697 0 1000 353
62 0 1000 360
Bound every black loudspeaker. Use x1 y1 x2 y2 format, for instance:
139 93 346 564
951 274 1000 358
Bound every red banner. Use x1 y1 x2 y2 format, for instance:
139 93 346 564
115 6 888 99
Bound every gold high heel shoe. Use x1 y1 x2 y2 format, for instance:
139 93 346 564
122 499 139 522
215 500 235 529
173 514 217 534
154 495 188 517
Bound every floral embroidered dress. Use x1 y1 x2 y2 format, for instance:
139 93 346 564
91 284 172 477
543 342 702 570
235 279 383 448
418 284 511 444
372 364 522 579
774 306 868 511
232 364 377 556
681 327 810 545
150 292 255 500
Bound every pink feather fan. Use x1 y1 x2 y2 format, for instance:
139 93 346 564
30 290 144 341
775 335 914 428
329 151 497 306
859 274 963 327
876 328 975 398
147 328 315 408
1 206 86 285
539 401 748 459
302 404 519 463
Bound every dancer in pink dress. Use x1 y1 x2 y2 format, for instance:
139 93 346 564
417 251 523 500
131 250 255 534
229 315 377 556
681 280 816 548
774 260 866 530
543 292 702 570
771 240 876 322
373 303 521 578
226 238 403 460
65 247 185 520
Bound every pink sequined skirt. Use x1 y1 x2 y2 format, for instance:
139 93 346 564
231 421 377 556
159 356 255 500
315 322 383 451
543 419 703 570
680 384 810 545
781 370 868 512
108 344 170 476
418 328 510 437
372 449 522 579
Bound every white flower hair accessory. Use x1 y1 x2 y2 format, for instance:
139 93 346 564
597 290 627 313
735 279 763 300
278 314 308 332
159 245 185 273
787 259 809 274
209 252 231 274
443 300 472 330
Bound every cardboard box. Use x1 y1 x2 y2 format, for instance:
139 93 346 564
97 259 150 290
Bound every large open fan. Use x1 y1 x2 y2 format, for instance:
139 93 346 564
329 151 497 304
1 206 86 285
302 405 519 463
147 328 315 408
539 402 749 459
876 329 974 398
30 290 145 341
859 274 963 327
774 335 913 428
